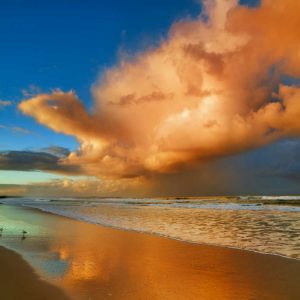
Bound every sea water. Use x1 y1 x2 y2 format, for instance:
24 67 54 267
1 196 300 259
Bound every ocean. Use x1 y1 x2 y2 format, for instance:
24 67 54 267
1 196 300 259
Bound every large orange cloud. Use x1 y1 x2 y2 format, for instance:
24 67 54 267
19 0 300 179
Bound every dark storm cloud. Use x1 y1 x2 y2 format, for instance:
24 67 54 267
41 146 71 157
150 139 300 196
258 140 300 182
0 150 80 174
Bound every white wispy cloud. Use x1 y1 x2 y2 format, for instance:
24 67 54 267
0 100 12 108
0 125 33 135
11 126 32 135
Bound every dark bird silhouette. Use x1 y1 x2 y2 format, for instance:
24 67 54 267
22 230 27 238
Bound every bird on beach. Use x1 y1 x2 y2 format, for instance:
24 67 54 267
22 230 27 238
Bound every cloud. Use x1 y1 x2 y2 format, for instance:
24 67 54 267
30 176 146 197
255 140 300 182
149 139 300 196
2 141 300 197
0 125 33 135
0 150 81 175
21 84 42 97
0 184 27 196
0 100 12 108
17 0 300 185
0 176 147 197
41 146 71 157
11 126 33 135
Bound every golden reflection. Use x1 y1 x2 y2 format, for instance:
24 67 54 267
41 216 299 300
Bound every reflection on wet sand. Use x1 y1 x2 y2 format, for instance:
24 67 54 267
1 205 300 300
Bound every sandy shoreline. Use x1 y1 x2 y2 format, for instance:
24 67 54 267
0 245 70 300
0 204 300 300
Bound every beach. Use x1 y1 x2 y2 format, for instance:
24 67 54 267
0 204 300 300
0 245 70 300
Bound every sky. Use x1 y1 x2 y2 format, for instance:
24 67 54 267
1 0 300 197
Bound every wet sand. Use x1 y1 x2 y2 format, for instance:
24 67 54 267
0 245 70 300
0 204 300 300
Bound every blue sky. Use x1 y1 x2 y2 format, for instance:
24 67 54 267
0 0 203 150
0 0 202 184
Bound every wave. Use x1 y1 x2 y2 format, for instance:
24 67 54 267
2 196 300 212
20 204 300 261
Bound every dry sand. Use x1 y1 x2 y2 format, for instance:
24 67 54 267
0 245 70 300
